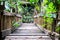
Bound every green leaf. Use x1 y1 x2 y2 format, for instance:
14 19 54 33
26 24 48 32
29 0 39 3
56 26 60 32
57 0 60 4
13 22 20 27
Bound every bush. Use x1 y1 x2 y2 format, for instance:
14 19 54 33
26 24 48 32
13 22 20 28
12 20 20 28
56 22 60 33
56 25 60 33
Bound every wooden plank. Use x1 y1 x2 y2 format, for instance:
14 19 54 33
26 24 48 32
0 11 5 30
0 5 4 11
0 14 1 30
15 14 22 18
58 10 60 20
3 11 15 16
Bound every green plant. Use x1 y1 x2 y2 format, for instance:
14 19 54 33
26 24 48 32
9 3 16 8
42 0 56 29
5 9 10 12
57 0 60 4
29 0 39 4
35 4 40 13
43 15 53 28
12 20 20 28
5 1 11 12
13 22 20 28
45 2 56 13
12 20 15 24
42 0 48 6
42 0 56 13
56 25 60 33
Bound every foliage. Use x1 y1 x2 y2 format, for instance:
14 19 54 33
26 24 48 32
29 0 39 4
18 6 24 13
42 0 56 29
4 0 40 14
22 12 33 23
42 0 48 6
4 1 16 12
42 0 56 13
41 0 60 33
29 0 40 13
13 22 20 28
5 9 10 12
7 0 17 8
17 1 27 14
56 22 60 33
9 3 16 8
43 15 53 28
35 4 40 12
12 20 21 28
45 2 56 13
5 1 11 12
56 25 60 33
5 0 25 13
43 15 53 27
57 0 60 4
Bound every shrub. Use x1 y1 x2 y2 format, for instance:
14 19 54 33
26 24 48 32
13 22 20 28
56 22 60 33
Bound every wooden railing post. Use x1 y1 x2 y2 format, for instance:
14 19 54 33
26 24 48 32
49 32 55 40
15 2 18 13
59 31 60 40
0 1 1 5
51 33 55 40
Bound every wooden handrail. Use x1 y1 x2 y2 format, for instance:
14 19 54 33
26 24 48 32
36 24 59 37
36 24 59 40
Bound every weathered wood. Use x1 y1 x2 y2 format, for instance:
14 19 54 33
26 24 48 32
34 16 44 26
1 13 4 30
4 11 15 16
2 11 15 30
0 1 5 11
58 10 60 40
3 16 12 29
0 5 4 11
1 12 22 38
58 10 60 21
5 23 52 40
15 14 22 18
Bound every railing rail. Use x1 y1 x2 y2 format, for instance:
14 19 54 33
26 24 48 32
36 24 59 40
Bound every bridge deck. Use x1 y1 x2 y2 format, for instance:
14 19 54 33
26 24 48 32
5 23 52 40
